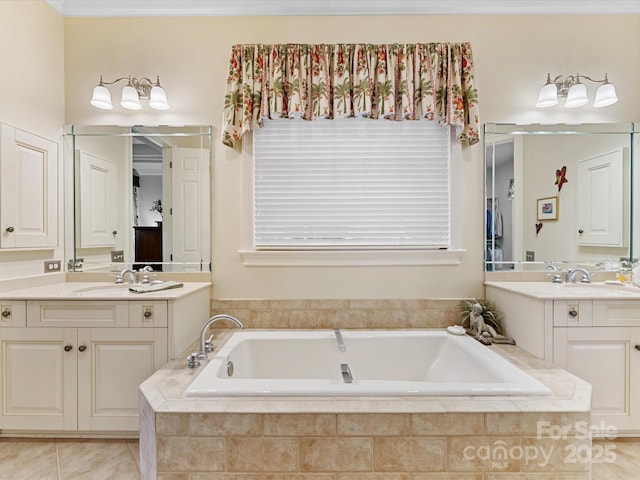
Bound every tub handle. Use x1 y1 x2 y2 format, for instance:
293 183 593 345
334 328 347 352
340 363 353 383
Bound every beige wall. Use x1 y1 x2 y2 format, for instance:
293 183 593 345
62 14 640 300
3 5 640 298
0 0 65 279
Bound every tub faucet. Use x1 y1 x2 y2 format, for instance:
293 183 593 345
566 268 592 284
187 315 244 368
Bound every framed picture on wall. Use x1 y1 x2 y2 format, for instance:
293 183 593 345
537 196 559 221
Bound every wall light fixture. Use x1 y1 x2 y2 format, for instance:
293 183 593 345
90 75 170 110
535 73 618 108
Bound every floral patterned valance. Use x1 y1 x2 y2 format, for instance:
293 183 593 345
222 43 480 148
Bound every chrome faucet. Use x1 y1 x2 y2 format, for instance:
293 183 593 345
115 268 137 284
187 314 244 368
567 268 592 284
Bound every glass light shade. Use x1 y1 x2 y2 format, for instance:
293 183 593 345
564 83 588 108
535 83 558 108
90 85 113 110
593 82 618 108
149 86 170 110
120 85 142 110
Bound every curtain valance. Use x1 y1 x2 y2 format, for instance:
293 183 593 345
222 43 480 148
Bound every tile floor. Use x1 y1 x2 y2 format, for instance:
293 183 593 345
0 437 637 479
0 438 139 480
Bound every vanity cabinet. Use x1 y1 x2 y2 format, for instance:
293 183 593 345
0 285 210 434
486 283 640 434
0 123 58 249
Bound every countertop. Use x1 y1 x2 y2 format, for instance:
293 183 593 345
0 281 212 300
485 281 640 300
140 329 591 414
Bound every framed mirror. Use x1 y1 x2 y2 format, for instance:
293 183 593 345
63 125 212 273
484 123 638 272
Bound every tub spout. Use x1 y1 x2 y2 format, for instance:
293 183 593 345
197 314 244 360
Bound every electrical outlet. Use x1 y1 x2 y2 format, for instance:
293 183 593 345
44 260 61 273
526 251 535 261
111 250 125 262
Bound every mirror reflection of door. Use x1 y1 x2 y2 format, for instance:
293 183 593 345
132 136 164 270
485 140 514 270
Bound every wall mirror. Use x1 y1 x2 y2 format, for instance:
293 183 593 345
484 122 638 272
63 125 212 273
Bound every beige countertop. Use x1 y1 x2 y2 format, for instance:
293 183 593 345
485 281 640 300
0 281 212 300
140 329 591 414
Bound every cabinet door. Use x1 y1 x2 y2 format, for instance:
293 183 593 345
0 327 76 431
0 123 58 248
554 327 640 432
77 328 167 431
78 150 118 247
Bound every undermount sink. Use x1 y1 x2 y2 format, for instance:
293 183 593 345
70 284 133 296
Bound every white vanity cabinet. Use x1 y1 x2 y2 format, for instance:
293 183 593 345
553 300 640 433
486 282 640 435
0 283 210 434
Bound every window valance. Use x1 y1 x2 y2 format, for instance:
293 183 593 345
222 43 480 148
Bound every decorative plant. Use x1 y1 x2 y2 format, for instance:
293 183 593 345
150 199 163 217
459 298 504 335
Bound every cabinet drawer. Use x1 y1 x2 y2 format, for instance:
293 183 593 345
27 301 128 327
593 300 640 327
128 301 168 327
0 301 26 327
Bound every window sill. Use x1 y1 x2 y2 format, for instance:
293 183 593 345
239 249 465 267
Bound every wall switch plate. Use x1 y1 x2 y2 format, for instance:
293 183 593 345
526 251 535 261
44 260 61 273
111 250 125 262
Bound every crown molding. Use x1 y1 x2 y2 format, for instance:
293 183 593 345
45 0 640 17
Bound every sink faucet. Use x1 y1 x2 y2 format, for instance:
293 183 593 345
187 314 244 368
566 268 592 284
115 268 137 284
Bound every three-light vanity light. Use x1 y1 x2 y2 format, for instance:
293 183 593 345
90 75 169 110
535 73 618 108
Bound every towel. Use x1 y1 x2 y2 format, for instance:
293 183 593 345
128 281 184 294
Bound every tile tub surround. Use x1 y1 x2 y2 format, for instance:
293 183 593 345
210 298 464 329
139 330 593 479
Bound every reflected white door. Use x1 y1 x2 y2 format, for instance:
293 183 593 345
78 150 118 247
167 147 210 270
576 149 625 246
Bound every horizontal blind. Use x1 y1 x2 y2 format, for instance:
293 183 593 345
253 118 450 249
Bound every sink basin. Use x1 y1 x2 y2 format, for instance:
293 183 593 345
70 284 133 296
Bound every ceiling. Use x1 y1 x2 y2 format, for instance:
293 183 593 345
45 0 640 17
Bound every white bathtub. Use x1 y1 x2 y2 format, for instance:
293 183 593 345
184 330 552 397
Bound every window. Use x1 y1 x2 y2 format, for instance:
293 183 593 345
241 118 463 266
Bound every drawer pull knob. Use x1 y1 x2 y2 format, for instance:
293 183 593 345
112 230 118 235
78 345 87 352
635 345 640 352
1 309 10 318
144 310 152 318
5 226 14 233
64 345 73 352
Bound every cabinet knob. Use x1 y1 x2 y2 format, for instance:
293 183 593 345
1 309 10 318
78 345 87 352
144 310 152 319
64 345 73 352
5 226 14 233
635 345 640 351
578 229 584 234
112 230 118 235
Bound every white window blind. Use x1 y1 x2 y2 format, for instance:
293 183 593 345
253 118 451 249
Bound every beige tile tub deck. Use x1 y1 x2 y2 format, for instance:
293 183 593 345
139 329 594 480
